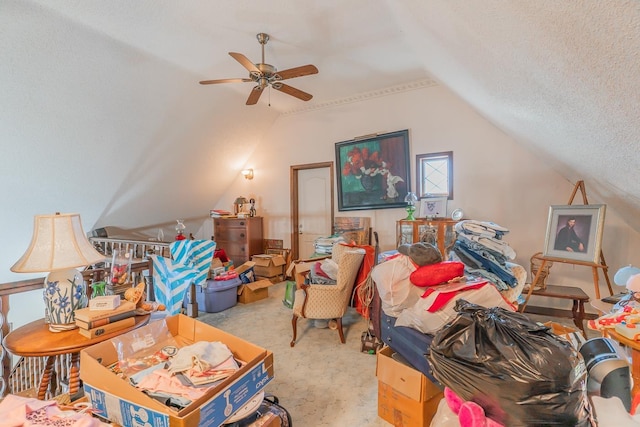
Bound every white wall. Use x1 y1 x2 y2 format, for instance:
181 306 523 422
5 84 639 330
215 84 639 309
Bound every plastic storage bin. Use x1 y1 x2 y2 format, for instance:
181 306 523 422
185 277 241 313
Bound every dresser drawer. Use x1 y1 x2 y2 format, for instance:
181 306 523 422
215 227 248 242
213 218 251 229
212 216 263 265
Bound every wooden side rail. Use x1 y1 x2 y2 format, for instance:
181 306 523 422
89 237 170 261
0 258 153 398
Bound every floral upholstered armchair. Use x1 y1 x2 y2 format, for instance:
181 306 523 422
290 243 366 347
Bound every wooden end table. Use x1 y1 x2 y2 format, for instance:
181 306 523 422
521 284 598 337
3 314 150 400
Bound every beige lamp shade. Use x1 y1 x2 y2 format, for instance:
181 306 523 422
234 196 249 205
11 212 104 273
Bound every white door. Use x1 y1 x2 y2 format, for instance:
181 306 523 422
297 167 332 258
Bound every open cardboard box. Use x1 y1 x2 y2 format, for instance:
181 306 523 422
237 278 274 304
251 254 286 278
80 314 274 427
285 261 315 287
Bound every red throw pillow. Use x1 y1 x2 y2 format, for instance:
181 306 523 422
410 261 465 287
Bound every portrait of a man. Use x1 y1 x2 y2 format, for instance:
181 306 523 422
554 215 591 253
543 204 606 264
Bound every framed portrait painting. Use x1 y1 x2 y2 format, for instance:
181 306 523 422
542 204 606 264
335 130 410 211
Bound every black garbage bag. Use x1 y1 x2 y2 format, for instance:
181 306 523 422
428 300 593 427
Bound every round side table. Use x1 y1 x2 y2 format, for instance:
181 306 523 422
3 314 150 399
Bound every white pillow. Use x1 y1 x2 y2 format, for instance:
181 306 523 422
320 258 339 280
371 255 421 317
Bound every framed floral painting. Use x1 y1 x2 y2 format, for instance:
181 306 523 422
335 130 410 211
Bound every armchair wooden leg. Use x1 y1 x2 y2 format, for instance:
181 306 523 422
291 314 298 347
337 318 345 344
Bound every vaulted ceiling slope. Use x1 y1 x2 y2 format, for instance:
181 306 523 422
3 1 639 233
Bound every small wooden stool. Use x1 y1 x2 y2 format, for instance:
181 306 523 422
522 284 597 337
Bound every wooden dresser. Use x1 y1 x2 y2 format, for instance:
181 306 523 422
213 217 264 266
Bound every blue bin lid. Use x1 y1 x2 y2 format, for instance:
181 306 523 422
203 277 242 292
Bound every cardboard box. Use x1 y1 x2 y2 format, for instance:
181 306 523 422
251 254 286 278
376 346 443 426
238 279 274 304
255 276 282 284
285 261 314 287
236 261 257 284
80 314 274 427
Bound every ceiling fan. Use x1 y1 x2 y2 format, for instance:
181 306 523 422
199 33 319 105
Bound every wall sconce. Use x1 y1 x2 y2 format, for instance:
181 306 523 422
241 168 254 180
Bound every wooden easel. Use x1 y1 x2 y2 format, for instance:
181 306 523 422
521 180 613 311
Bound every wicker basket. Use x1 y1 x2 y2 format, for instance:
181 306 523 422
530 252 553 290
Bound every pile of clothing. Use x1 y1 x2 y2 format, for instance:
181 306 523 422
308 257 339 285
372 241 516 335
123 341 240 409
0 394 109 426
450 220 518 293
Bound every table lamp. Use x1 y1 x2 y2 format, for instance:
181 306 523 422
404 192 418 220
11 213 105 332
234 196 249 215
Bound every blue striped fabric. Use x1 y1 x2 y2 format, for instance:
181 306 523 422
170 240 216 286
151 254 198 315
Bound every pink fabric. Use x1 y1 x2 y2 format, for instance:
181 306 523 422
0 394 106 427
135 368 211 401
459 401 487 427
443 387 505 427
312 262 331 279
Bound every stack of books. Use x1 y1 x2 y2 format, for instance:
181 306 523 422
74 300 136 338
210 209 234 218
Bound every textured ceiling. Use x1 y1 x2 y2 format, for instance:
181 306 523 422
8 0 640 230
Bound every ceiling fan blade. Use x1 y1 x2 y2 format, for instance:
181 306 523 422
199 78 252 85
275 64 319 81
246 86 264 105
273 83 313 101
229 52 260 74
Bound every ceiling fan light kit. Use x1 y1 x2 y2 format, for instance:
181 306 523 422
200 33 318 105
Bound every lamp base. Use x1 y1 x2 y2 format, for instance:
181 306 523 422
405 205 417 221
43 268 87 333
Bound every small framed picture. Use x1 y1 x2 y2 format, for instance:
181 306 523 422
542 204 606 264
419 196 448 219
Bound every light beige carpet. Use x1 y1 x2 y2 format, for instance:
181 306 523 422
198 281 389 426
